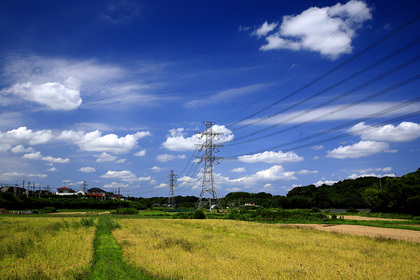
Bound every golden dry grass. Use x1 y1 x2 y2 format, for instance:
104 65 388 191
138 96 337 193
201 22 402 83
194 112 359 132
113 219 420 280
0 217 96 280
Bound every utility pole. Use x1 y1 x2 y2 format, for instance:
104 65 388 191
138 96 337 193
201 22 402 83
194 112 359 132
168 170 177 207
195 121 223 212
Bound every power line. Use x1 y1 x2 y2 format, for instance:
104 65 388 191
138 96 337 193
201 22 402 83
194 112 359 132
226 57 420 146
227 13 420 130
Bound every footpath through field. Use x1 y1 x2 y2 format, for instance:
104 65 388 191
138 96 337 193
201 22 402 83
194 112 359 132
88 217 156 280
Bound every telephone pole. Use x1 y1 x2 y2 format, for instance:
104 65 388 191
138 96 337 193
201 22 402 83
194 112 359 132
168 170 177 207
195 121 223 211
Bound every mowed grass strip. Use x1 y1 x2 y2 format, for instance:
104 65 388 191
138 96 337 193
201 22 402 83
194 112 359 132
0 217 96 280
88 217 157 280
113 219 420 280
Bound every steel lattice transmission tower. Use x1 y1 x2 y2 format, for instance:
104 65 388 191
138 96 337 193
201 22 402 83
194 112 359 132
168 170 177 207
195 121 223 211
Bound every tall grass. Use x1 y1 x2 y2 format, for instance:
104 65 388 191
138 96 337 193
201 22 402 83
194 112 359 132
113 219 420 279
0 217 96 279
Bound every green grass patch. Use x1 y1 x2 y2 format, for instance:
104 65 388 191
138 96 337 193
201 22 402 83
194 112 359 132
88 217 156 280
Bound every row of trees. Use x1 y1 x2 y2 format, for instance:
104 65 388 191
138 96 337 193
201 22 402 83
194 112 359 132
1 168 419 215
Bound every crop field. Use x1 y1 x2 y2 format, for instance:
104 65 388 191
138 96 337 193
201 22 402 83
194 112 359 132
0 217 96 280
113 219 420 280
1 216 420 279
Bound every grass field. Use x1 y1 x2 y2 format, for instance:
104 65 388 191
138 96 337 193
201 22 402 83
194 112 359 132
113 219 420 280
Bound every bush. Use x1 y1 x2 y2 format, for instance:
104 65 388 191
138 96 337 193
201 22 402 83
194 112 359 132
38 207 57 213
346 207 359 213
111 207 138 215
193 210 206 219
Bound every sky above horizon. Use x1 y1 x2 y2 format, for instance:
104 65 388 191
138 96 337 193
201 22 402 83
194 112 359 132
1 0 419 198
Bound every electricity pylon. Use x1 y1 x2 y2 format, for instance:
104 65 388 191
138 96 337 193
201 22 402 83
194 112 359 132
168 170 176 207
195 121 223 211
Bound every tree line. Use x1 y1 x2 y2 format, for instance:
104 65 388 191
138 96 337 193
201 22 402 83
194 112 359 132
1 168 419 215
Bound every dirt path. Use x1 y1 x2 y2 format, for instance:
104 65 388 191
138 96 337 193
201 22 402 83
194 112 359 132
281 224 420 243
343 215 409 221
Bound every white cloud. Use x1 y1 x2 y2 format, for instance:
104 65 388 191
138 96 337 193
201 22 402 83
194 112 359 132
242 102 420 126
238 150 303 163
357 167 392 173
311 145 324 150
296 169 318 175
10 145 35 153
252 21 279 37
23 151 43 160
150 166 162 172
256 0 372 59
184 84 265 108
162 125 234 151
103 182 130 189
3 80 82 110
154 183 168 189
0 127 53 151
100 170 148 183
231 167 246 173
314 179 338 186
58 130 151 154
79 167 96 173
326 140 390 159
1 56 171 111
134 149 146 157
156 153 186 162
115 159 126 164
226 187 242 192
94 152 117 162
229 165 297 185
42 156 70 164
349 122 420 142
47 167 58 172
347 173 396 179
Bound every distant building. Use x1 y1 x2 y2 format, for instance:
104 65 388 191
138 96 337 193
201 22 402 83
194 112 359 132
55 187 77 196
86 188 107 200
1 186 27 196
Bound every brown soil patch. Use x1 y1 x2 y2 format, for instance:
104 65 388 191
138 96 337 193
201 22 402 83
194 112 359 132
343 215 409 221
281 224 420 243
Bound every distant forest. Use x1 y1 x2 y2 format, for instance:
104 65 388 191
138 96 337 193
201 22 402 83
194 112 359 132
1 168 419 215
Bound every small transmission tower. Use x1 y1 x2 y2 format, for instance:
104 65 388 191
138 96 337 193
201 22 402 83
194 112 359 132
168 170 177 207
195 121 223 211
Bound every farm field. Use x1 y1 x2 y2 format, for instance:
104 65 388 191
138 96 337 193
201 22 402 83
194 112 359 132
0 217 96 279
113 219 420 280
1 215 420 279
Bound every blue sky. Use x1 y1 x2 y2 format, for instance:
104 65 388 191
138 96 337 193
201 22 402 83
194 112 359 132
1 0 419 198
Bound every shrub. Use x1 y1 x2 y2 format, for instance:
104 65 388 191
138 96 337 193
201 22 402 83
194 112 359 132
111 207 138 215
193 210 206 219
346 207 359 213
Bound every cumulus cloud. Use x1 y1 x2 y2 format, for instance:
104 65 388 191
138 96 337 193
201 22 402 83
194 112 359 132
10 145 35 153
349 122 420 142
347 172 396 179
314 179 338 186
326 140 390 159
252 21 279 37
162 125 234 151
238 150 303 163
150 166 162 172
23 151 43 160
229 165 297 185
94 152 118 162
255 0 372 59
47 167 58 172
0 127 53 152
58 130 151 154
79 166 96 173
134 149 146 157
156 153 186 162
231 167 246 173
101 170 149 183
3 79 82 110
42 156 70 164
